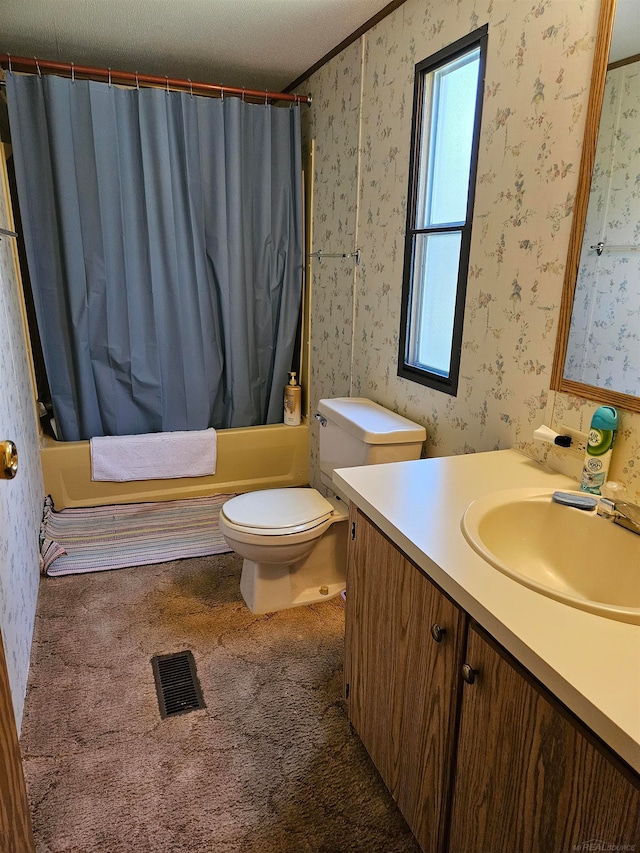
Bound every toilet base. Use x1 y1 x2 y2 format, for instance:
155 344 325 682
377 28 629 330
239 519 348 614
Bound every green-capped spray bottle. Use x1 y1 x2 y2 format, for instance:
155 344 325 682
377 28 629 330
579 406 618 495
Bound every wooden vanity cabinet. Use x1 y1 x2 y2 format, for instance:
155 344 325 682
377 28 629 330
344 506 467 852
450 623 640 853
345 505 640 853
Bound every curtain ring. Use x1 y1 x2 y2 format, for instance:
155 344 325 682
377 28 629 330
7 54 11 74
34 56 41 77
242 87 245 103
165 75 169 95
108 67 112 87
188 78 193 98
264 90 268 107
221 87 224 102
71 62 75 83
135 71 139 91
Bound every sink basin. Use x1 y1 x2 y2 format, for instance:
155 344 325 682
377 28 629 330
462 488 640 625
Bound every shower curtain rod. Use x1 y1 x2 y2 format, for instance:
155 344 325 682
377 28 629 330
0 54 312 105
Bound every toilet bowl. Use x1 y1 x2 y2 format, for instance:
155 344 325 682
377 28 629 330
219 397 426 615
219 488 349 614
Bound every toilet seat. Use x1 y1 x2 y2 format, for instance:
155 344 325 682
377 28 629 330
221 488 334 536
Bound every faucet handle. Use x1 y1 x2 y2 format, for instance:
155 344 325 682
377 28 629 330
617 500 640 528
597 496 640 534
597 498 617 520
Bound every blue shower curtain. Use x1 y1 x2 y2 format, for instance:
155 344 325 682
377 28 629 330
6 74 303 441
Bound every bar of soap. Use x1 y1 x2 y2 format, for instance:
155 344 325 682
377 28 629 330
551 491 597 510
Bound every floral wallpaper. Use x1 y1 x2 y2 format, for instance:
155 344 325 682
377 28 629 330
0 151 43 730
303 0 640 503
565 59 640 396
302 39 363 483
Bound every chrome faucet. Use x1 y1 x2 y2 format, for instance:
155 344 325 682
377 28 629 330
597 498 640 535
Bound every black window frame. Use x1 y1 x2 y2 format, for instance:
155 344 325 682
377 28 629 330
398 25 488 396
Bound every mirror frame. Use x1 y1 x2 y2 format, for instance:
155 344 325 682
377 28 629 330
551 0 640 414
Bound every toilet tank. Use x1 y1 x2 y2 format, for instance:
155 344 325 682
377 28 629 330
316 397 426 491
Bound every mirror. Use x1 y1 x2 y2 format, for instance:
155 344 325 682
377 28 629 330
552 0 640 413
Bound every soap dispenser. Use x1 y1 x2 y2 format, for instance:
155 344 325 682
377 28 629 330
283 372 301 426
579 406 618 495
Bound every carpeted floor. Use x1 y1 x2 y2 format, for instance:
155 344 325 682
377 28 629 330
20 554 421 852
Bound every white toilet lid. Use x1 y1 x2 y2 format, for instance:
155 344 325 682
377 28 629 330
222 488 334 531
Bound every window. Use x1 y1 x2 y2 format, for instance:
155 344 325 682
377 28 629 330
398 26 487 395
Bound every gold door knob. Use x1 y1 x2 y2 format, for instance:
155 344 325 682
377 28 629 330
1 441 18 480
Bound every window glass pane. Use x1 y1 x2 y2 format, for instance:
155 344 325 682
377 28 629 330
399 27 486 395
415 49 480 229
407 231 462 377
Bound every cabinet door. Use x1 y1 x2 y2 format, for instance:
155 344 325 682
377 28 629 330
450 624 640 853
344 506 465 852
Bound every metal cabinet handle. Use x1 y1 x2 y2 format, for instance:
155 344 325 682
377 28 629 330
430 623 446 643
462 663 478 685
1 441 18 480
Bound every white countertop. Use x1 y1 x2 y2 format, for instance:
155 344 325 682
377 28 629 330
333 449 640 773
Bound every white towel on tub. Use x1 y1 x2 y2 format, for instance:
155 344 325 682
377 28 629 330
90 429 217 482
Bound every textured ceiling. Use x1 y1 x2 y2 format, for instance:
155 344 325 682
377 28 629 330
0 0 394 93
1 1 638 95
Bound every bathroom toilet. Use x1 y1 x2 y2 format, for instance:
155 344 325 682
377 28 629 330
218 397 426 614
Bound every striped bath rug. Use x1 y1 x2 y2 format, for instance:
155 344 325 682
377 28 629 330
40 494 234 577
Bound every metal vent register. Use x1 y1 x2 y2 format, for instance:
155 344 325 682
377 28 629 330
151 651 205 718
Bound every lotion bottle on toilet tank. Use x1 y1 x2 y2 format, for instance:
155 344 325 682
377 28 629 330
283 372 301 426
579 406 618 495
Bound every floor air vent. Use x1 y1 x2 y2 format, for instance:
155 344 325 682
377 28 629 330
151 650 205 718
